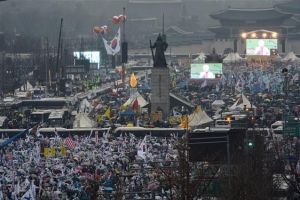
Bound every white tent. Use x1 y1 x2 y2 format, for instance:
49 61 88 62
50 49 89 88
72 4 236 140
282 52 299 62
188 109 213 127
80 99 91 112
229 93 256 111
223 53 241 63
73 112 97 128
193 52 206 63
211 99 225 109
277 54 282 61
124 91 148 108
15 81 33 92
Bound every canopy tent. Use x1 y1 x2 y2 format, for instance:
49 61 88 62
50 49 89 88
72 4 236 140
73 112 97 128
282 52 299 62
120 108 136 116
223 53 244 63
277 54 282 61
15 81 33 92
223 53 239 63
211 95 225 107
229 93 256 111
123 91 148 108
193 52 206 63
80 99 91 112
188 108 213 127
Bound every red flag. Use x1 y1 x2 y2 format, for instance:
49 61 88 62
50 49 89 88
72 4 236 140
64 137 76 149
132 98 138 110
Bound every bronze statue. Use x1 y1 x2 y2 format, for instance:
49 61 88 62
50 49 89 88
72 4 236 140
150 34 168 67
211 47 219 63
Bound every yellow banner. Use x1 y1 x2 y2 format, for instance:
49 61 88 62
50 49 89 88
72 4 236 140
51 147 55 157
61 143 66 157
246 55 276 62
44 148 49 157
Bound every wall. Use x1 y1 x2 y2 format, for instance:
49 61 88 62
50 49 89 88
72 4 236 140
128 39 300 56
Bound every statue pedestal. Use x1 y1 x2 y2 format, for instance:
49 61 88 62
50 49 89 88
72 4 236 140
151 66 170 119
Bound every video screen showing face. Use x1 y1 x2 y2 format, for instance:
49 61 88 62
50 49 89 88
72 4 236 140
73 51 100 68
190 63 223 79
246 39 277 56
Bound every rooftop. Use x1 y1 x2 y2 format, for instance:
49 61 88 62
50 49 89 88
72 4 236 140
210 7 293 21
275 0 300 15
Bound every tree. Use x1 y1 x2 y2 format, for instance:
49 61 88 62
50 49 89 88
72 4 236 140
217 136 282 200
150 138 221 200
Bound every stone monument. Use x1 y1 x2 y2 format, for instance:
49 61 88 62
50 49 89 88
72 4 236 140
150 34 170 118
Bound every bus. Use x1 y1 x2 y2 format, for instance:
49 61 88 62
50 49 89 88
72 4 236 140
48 110 67 128
30 110 52 127
114 127 186 137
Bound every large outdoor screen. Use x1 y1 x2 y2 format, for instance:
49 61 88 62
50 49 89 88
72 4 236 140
246 39 277 56
190 63 223 79
73 51 100 68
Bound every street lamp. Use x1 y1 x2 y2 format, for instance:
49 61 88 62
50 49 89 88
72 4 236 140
282 68 288 128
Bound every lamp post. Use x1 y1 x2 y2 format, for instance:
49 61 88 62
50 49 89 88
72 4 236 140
282 68 288 134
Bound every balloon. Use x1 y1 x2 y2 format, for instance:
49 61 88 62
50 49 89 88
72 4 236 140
111 16 119 24
118 15 127 23
93 26 101 34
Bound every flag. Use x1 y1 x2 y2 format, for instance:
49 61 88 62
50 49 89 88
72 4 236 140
15 182 20 195
21 188 35 200
95 131 98 144
137 136 147 159
293 73 299 82
285 58 292 66
51 147 55 157
64 134 75 149
54 128 58 137
60 142 66 157
104 107 111 120
25 134 29 143
102 27 121 56
30 180 36 198
44 148 49 157
88 130 93 139
88 90 96 100
216 84 220 92
172 109 182 118
132 98 138 110
201 80 207 88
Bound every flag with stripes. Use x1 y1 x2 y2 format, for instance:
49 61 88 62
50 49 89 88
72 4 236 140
64 134 75 149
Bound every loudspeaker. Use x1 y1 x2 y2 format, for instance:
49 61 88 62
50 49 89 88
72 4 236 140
122 42 128 63
281 39 285 53
59 79 66 94
233 39 237 53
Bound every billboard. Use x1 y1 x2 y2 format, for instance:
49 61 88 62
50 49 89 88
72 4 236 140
73 51 100 68
190 63 223 79
246 39 277 56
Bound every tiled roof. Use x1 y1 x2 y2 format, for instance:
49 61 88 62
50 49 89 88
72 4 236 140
275 0 300 15
210 7 293 21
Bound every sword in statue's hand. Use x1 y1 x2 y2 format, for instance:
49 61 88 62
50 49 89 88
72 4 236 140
149 40 155 63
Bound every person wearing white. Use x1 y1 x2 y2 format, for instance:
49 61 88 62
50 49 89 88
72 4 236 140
254 40 270 55
199 65 214 79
